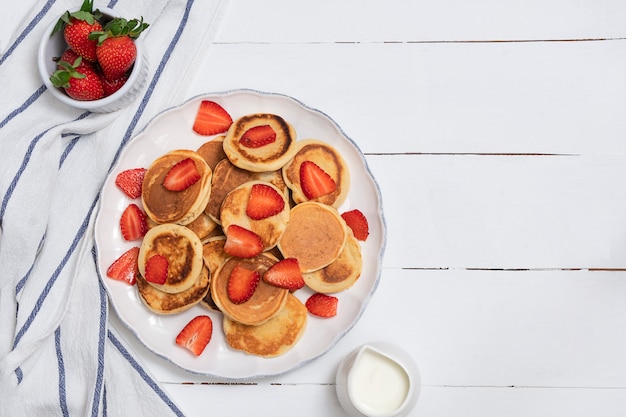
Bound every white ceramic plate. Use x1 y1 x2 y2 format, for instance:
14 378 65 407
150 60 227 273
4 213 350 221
94 89 385 379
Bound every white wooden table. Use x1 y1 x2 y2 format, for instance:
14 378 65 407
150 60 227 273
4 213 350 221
113 1 626 415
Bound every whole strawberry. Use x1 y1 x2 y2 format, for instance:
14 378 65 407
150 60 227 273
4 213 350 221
52 0 102 62
101 73 129 97
90 17 149 81
50 56 104 101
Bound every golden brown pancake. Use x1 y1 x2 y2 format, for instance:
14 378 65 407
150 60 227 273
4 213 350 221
196 136 227 170
220 180 290 251
205 158 286 224
136 267 209 314
211 253 289 326
303 232 362 293
200 236 229 311
282 139 350 208
223 113 298 172
141 149 212 225
138 223 204 294
185 212 218 241
223 293 307 357
277 202 348 273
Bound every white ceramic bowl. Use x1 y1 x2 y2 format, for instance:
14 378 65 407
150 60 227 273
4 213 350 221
37 7 148 113
336 342 420 417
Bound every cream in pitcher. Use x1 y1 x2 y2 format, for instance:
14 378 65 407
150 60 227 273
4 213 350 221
336 342 420 417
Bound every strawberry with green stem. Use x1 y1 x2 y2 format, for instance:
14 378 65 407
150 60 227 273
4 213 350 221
89 17 149 81
50 55 104 101
52 0 103 62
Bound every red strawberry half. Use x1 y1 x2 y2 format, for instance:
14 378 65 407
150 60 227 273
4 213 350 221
305 293 338 318
119 203 148 241
239 125 276 148
192 100 233 136
341 209 369 241
144 254 168 285
175 315 213 356
263 258 305 291
106 247 139 285
223 225 264 258
115 168 146 199
163 158 201 191
246 183 285 220
227 264 260 304
300 161 336 200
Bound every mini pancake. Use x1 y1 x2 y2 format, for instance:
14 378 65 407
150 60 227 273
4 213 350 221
200 236 229 311
278 201 348 273
205 158 287 224
142 149 212 225
223 113 298 172
282 139 350 208
220 180 290 251
186 212 218 241
138 223 204 294
211 253 289 326
223 293 307 358
136 267 209 314
196 136 227 170
303 232 362 293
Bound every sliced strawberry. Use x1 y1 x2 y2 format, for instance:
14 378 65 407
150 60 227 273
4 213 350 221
223 225 264 258
115 168 146 199
263 258 305 290
300 161 336 199
106 247 139 285
144 254 168 285
163 158 201 191
192 100 233 136
246 183 285 220
175 315 213 356
227 264 260 304
120 203 148 241
306 293 338 318
341 209 369 241
239 125 276 148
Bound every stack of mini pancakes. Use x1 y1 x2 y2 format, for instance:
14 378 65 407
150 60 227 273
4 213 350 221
134 112 363 358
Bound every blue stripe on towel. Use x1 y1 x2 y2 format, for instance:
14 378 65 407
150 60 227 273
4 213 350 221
15 234 47 296
59 135 81 168
12 196 98 349
0 85 47 130
0 111 90 225
91 250 108 417
108 331 185 417
55 326 69 417
0 0 56 66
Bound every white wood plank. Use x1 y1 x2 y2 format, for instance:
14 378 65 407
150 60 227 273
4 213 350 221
189 40 626 155
125 269 626 388
367 154 626 269
164 384 626 417
216 0 626 42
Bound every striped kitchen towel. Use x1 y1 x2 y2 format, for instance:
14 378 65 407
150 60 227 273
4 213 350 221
0 0 229 415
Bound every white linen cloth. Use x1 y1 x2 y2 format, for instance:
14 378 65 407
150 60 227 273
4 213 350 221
0 0 229 415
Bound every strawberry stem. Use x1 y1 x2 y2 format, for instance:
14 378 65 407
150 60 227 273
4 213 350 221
50 57 86 88
89 17 149 44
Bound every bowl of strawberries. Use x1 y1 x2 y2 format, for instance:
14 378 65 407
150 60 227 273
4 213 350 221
37 0 149 113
